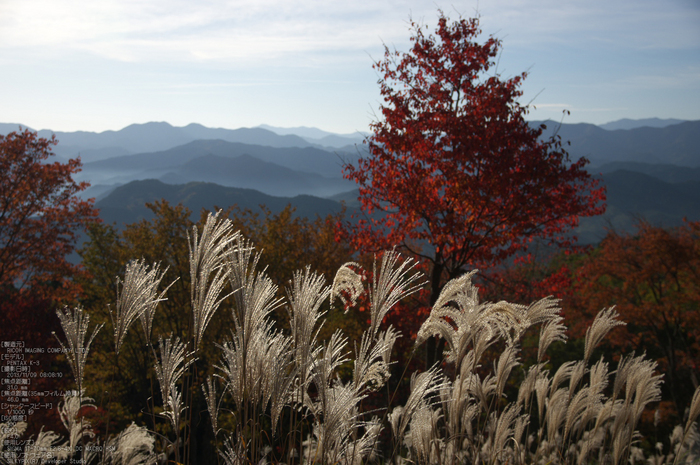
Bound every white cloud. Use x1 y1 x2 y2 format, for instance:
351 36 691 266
1 0 698 132
2 0 697 66
0 0 428 64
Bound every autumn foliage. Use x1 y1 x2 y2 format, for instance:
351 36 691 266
568 221 700 415
341 12 605 304
0 129 99 301
0 129 97 438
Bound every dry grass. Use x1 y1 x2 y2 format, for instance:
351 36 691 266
4 218 699 465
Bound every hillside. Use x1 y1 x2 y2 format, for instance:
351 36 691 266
96 179 349 227
575 170 700 243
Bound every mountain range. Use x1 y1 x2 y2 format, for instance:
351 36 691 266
3 118 700 245
97 179 346 227
0 121 365 161
534 120 700 166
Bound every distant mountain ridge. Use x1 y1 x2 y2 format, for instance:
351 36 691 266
533 120 700 166
77 139 360 198
595 162 700 183
97 179 347 227
0 122 317 160
4 118 697 166
160 153 354 197
4 118 700 245
597 118 686 131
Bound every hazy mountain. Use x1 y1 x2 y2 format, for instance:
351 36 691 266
0 123 35 134
2 122 316 162
595 162 700 183
7 119 697 168
96 179 347 227
39 122 194 157
598 118 686 131
576 170 700 243
258 124 367 140
257 124 367 148
80 139 361 181
532 120 700 166
326 189 362 208
159 153 354 197
178 123 312 148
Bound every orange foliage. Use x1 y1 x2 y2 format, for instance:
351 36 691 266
0 129 99 301
569 221 700 413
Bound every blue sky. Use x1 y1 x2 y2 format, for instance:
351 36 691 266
1 0 698 134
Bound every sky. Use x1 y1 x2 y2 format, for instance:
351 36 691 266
1 0 699 135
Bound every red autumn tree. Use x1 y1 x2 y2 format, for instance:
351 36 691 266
341 12 605 366
0 128 99 301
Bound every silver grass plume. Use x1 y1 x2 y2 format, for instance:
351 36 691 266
161 384 185 434
408 403 443 464
564 385 596 444
494 344 520 400
538 314 568 363
534 370 551 423
342 416 382 465
608 355 662 463
103 422 157 465
672 422 700 465
577 359 609 433
416 270 528 373
569 360 588 396
313 382 367 464
545 387 570 447
347 252 420 403
584 307 626 363
189 209 240 350
264 334 297 434
23 428 62 464
353 326 400 393
111 259 173 352
367 250 424 337
551 360 577 394
487 403 522 464
391 367 444 443
202 375 221 436
472 372 497 411
685 386 700 439
440 375 479 445
54 306 103 393
518 364 542 410
246 326 294 433
578 428 609 465
220 236 292 428
287 266 330 392
306 329 350 416
415 271 480 360
225 236 284 351
220 435 248 465
58 392 96 455
153 336 194 430
672 385 700 465
331 262 364 309
525 296 563 327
